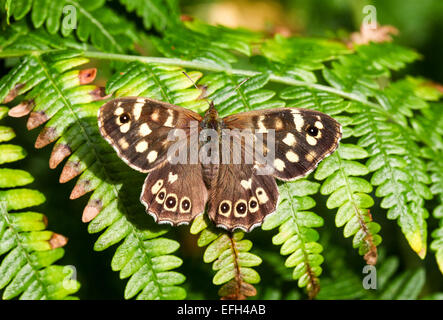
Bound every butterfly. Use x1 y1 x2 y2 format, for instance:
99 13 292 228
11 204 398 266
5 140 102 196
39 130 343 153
98 97 342 232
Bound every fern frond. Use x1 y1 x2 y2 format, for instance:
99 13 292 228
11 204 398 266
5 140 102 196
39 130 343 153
353 102 430 258
427 153 443 274
118 0 180 30
106 61 206 112
412 103 443 274
0 21 88 56
259 35 350 83
0 106 80 299
1 14 441 298
262 179 323 299
314 144 380 265
279 86 351 116
375 78 430 127
322 42 420 102
378 267 426 300
152 20 261 69
200 72 284 117
0 53 198 299
190 215 261 299
6 0 138 53
355 42 420 74
318 245 426 300
322 54 387 101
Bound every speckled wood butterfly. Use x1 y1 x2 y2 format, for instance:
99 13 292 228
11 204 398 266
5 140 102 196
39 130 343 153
98 96 341 231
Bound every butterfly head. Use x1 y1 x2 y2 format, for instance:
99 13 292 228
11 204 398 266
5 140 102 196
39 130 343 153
202 101 220 130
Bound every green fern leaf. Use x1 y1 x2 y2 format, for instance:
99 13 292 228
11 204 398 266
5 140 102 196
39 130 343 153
191 215 261 299
412 103 443 274
353 103 429 258
6 0 138 53
118 0 180 30
259 34 350 83
152 20 261 69
0 106 80 299
379 268 426 300
355 42 420 73
200 72 284 117
322 54 387 101
314 144 380 264
375 78 430 127
262 179 323 299
106 61 206 112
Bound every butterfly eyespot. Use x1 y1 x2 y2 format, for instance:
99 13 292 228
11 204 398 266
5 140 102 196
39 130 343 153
221 203 230 213
119 113 131 124
155 188 166 204
180 197 191 213
165 195 177 209
249 197 259 213
234 200 248 217
182 200 190 210
236 203 246 213
307 125 319 137
218 200 232 217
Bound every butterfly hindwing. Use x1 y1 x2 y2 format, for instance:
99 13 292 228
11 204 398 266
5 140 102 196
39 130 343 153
207 164 279 232
223 108 342 181
98 97 202 173
140 162 208 226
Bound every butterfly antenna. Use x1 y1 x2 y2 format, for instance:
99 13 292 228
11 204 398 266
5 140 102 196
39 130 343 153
234 77 250 91
182 71 212 110
182 71 200 90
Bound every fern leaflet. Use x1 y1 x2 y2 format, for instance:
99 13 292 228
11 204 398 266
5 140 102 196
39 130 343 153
0 105 80 299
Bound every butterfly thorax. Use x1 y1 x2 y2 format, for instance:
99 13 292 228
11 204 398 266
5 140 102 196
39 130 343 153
200 103 223 188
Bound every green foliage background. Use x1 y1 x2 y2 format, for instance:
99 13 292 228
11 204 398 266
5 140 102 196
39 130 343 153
0 0 443 299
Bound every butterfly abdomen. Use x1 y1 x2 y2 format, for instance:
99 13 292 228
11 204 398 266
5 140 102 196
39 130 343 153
202 162 219 187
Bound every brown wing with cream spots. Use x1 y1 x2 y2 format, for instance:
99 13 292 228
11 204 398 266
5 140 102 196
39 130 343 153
222 108 342 181
207 164 279 232
140 162 208 226
98 97 202 172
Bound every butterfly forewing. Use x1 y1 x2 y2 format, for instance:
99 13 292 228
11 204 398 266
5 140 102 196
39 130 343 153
223 108 342 181
98 97 202 173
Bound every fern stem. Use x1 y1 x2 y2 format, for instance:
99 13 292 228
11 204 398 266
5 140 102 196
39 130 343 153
227 232 242 299
80 51 381 109
0 49 385 110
